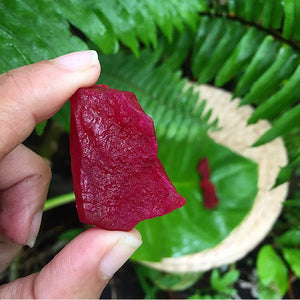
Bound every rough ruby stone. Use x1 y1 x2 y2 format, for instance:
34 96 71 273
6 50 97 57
70 85 186 231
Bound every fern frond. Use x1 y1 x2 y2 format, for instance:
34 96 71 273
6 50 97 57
188 17 300 144
224 0 300 41
0 0 203 73
253 105 300 147
98 49 216 141
248 64 300 124
214 26 266 87
0 0 87 72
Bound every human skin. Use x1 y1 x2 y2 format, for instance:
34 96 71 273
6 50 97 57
0 50 142 298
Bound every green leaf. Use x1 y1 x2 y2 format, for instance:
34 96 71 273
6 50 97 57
134 265 159 299
257 245 288 296
210 269 239 295
234 36 281 98
253 104 300 146
192 17 226 80
243 0 257 22
282 248 300 277
215 27 265 86
131 135 258 261
275 144 300 186
262 0 283 29
240 45 300 106
283 199 300 207
228 0 244 16
35 121 48 136
274 166 293 187
248 63 300 123
52 0 119 55
195 18 246 84
282 0 300 40
0 0 203 70
277 230 300 247
257 283 281 299
160 26 195 71
0 0 87 72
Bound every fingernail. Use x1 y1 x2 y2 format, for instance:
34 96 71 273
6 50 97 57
27 211 43 248
53 50 99 71
99 234 142 279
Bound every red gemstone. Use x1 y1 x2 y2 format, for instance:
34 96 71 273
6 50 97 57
70 85 186 231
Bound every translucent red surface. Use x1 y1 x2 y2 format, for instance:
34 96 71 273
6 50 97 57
197 157 210 180
197 158 219 209
70 85 186 231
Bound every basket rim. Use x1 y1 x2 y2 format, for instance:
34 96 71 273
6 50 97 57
141 84 288 273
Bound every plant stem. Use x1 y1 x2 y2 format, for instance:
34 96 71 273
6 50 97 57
9 252 20 282
44 192 75 211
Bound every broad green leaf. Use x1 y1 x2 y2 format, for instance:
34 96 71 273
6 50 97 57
257 245 288 296
282 248 300 277
253 104 300 146
277 230 300 247
132 135 258 261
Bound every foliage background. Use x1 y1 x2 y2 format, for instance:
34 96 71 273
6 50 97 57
0 0 300 298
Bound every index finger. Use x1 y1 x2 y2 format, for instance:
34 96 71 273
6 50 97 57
0 50 100 160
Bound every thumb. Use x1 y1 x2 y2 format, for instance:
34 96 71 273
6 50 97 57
0 228 142 299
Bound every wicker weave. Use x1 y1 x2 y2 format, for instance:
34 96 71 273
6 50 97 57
142 84 288 273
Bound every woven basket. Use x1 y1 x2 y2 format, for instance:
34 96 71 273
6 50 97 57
142 84 289 273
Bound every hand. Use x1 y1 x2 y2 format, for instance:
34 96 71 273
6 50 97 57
0 51 142 298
